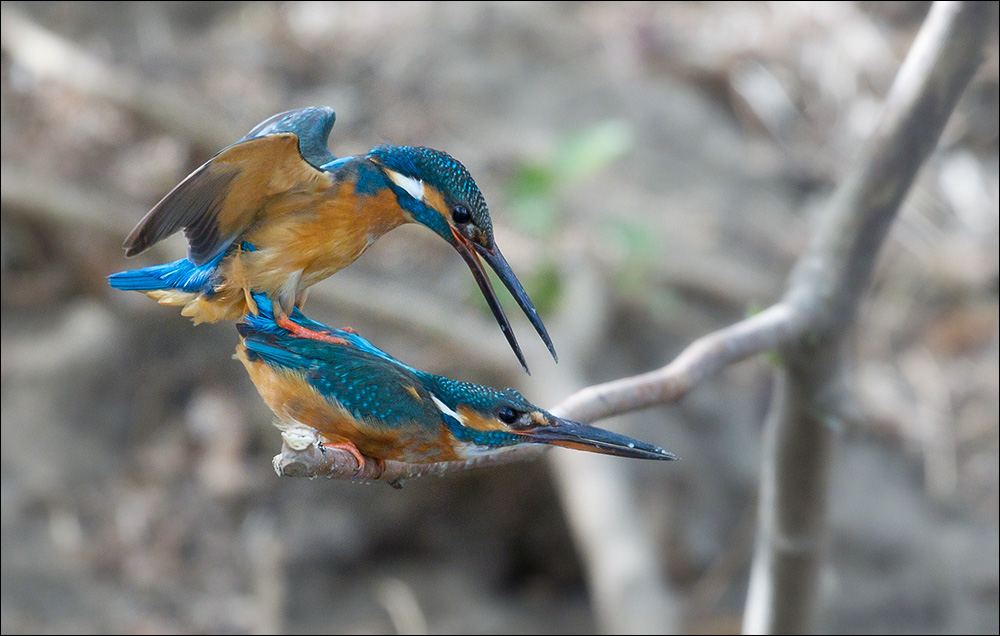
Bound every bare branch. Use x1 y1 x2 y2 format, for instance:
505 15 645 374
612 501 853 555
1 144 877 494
553 303 803 423
744 2 991 633
272 437 545 486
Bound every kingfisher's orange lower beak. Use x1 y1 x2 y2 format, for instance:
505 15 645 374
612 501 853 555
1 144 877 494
450 227 556 374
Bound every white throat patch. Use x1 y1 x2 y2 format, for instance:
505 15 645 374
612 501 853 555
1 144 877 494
385 169 425 202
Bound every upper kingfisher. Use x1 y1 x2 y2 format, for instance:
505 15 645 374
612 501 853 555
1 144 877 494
235 294 675 468
108 107 555 373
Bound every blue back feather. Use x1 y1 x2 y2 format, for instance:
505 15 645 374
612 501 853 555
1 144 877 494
239 309 430 427
237 294 526 445
239 293 411 370
240 336 311 371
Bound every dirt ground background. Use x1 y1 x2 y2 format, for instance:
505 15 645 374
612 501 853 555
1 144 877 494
1 2 997 633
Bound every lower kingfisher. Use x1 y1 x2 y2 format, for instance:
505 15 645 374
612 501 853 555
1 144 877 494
108 107 555 373
235 294 676 467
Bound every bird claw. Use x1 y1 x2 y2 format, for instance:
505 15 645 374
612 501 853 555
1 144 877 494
318 440 368 474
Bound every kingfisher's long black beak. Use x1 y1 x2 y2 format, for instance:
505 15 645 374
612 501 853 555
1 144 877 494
520 416 677 461
450 229 557 374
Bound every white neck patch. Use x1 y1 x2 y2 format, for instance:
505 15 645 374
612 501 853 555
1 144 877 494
385 169 425 202
430 393 465 426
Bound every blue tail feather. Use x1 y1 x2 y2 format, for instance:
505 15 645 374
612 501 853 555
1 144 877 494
108 251 226 294
108 242 256 294
238 292 414 371
241 335 314 371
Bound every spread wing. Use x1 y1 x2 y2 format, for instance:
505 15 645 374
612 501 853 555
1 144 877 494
123 107 338 265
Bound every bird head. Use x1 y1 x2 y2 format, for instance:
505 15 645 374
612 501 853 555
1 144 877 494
368 145 556 373
425 377 676 461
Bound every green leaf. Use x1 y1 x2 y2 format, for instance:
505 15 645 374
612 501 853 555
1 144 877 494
504 120 636 239
606 217 658 262
510 194 560 237
509 163 557 199
554 120 635 184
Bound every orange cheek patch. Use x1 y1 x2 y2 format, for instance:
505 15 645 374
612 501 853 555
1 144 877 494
422 186 450 221
456 406 507 432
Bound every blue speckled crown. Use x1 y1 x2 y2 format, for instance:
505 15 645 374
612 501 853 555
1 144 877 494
368 145 493 238
421 375 536 415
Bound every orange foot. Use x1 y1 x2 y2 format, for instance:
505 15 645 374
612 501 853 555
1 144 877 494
277 315 347 345
320 440 370 473
341 326 357 334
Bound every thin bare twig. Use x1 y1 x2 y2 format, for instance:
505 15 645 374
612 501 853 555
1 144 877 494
555 303 803 424
7 6 985 632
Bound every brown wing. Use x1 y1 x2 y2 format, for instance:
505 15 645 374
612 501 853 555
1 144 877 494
123 134 334 265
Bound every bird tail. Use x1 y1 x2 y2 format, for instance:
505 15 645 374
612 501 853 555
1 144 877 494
107 254 223 294
237 292 411 369
236 302 342 373
108 253 237 323
238 329 311 371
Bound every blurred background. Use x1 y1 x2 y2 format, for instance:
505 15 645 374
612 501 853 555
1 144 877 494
1 2 997 633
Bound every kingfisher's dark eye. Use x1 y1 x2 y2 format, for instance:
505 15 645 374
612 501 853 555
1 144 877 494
452 205 472 224
498 406 518 424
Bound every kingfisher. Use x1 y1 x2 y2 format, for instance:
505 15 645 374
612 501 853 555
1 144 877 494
235 294 676 468
108 107 555 373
